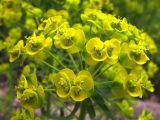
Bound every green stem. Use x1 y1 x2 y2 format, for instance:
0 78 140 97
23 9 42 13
88 20 103 30
95 65 113 78
57 99 79 119
44 89 55 92
79 102 86 120
93 62 105 77
60 108 64 117
48 22 68 36
66 102 80 119
78 53 83 70
95 81 114 87
0 32 5 39
80 52 88 70
47 51 67 68
68 53 79 72
89 23 93 39
6 64 14 118
41 60 60 72
46 92 51 119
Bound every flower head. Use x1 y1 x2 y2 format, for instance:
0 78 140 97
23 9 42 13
104 38 121 64
19 85 44 109
128 44 149 65
52 68 76 98
25 34 52 55
86 37 107 61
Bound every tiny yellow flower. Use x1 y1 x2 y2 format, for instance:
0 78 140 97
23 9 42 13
54 27 85 54
74 70 94 90
128 44 149 65
104 38 121 64
8 40 24 62
70 70 94 101
126 73 143 98
19 85 44 109
25 34 52 55
86 37 107 61
138 109 154 120
70 86 88 102
52 68 76 98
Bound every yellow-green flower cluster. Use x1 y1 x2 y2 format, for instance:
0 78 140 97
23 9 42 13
0 0 158 119
147 61 158 78
11 109 40 120
17 65 45 109
117 100 134 118
25 33 52 56
85 37 121 65
54 24 86 54
15 8 156 100
43 9 69 19
138 109 154 120
0 27 22 52
125 66 154 98
22 1 42 31
104 64 154 98
0 0 22 27
7 33 52 62
0 1 44 63
52 68 94 102
38 9 68 34
8 40 23 62
80 9 156 67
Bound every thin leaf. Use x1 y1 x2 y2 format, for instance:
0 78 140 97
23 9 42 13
92 88 114 119
78 102 86 120
65 102 80 119
84 98 96 119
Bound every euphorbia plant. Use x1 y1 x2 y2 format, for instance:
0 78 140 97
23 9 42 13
0 0 157 120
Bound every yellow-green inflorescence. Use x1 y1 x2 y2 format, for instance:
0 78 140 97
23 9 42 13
52 68 94 102
17 65 45 109
0 0 158 119
86 37 121 64
5 4 157 119
12 8 156 100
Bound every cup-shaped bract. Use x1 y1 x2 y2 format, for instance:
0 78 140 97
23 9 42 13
52 68 76 98
25 34 45 55
25 34 52 55
86 37 107 61
70 86 88 102
17 75 28 98
19 86 44 109
128 44 149 65
38 15 67 32
131 66 154 93
54 27 85 54
17 71 39 95
125 73 143 98
75 70 94 91
8 48 20 62
8 40 24 62
104 38 121 64
70 70 94 101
